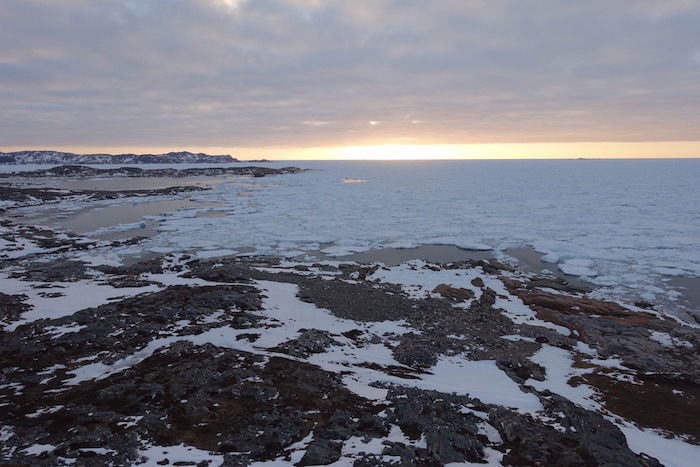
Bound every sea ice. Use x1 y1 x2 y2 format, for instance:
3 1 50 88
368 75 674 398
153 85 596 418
52 159 694 320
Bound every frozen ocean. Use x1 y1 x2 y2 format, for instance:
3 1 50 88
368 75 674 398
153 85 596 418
4 158 700 318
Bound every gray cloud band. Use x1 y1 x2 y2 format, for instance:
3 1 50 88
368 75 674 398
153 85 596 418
1 0 699 147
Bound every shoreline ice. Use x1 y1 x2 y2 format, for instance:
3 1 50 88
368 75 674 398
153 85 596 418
6 159 698 321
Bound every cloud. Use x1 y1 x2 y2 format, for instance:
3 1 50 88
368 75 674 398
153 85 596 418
1 0 699 149
212 0 246 12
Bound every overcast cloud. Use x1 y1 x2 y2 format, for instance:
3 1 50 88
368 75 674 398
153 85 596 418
1 0 699 149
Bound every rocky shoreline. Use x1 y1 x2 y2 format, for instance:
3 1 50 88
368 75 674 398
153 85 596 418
1 211 698 465
0 151 239 165
0 165 307 212
0 164 307 180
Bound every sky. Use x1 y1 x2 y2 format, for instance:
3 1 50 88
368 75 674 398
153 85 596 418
1 0 699 160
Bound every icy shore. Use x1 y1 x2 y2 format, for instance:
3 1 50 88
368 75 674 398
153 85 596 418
2 159 698 322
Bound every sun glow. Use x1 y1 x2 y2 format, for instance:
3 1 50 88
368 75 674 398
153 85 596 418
332 144 461 160
323 141 700 161
11 141 698 161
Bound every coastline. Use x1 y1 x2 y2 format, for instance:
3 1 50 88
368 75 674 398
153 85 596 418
1 164 698 320
0 165 698 465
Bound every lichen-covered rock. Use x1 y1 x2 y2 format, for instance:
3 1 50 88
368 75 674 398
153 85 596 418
271 329 339 358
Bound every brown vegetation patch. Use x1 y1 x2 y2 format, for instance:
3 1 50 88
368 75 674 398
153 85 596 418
578 373 700 443
502 278 656 326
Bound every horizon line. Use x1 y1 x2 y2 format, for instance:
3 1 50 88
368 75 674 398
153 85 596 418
3 141 700 161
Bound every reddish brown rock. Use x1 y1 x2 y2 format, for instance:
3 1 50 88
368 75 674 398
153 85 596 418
432 283 476 302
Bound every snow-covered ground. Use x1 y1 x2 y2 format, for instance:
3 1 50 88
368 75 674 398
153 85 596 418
2 245 698 465
3 159 699 317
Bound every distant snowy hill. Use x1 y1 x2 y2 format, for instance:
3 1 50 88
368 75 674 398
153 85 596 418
0 150 238 164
